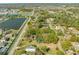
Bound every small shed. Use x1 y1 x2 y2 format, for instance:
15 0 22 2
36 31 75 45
25 46 36 52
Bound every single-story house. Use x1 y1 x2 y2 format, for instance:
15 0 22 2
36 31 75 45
25 45 36 52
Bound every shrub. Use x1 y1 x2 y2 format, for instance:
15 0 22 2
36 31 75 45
61 40 72 51
36 37 44 43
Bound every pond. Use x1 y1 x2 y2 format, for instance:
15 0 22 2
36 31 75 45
0 18 27 30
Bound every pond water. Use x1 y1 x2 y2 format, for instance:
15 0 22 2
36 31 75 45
0 18 26 30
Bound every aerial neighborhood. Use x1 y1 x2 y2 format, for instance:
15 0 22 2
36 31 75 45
0 3 79 55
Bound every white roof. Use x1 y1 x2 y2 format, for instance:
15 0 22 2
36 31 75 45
25 46 36 52
72 42 79 50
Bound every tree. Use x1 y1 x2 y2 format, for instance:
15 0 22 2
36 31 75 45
36 37 44 43
38 16 45 22
48 49 64 55
45 30 58 44
38 23 43 28
40 46 50 53
14 49 26 55
61 40 72 51
70 34 79 42
29 28 37 35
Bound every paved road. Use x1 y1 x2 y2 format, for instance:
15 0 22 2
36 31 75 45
7 8 35 55
7 19 28 55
